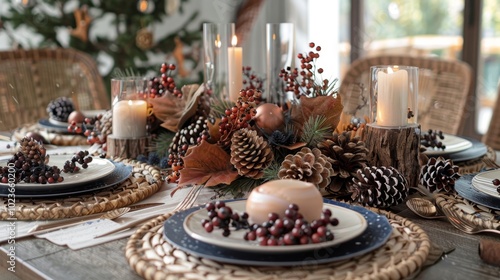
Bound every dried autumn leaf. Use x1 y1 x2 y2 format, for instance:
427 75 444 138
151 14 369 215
291 95 343 135
206 117 221 143
149 84 205 132
178 141 239 187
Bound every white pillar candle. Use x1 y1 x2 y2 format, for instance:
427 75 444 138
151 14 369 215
112 100 148 138
228 35 243 103
376 67 408 126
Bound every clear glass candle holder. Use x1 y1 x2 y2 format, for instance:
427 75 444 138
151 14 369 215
203 23 240 101
110 76 149 139
266 23 294 104
369 65 418 127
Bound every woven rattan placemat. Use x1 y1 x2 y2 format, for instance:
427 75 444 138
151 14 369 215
436 194 500 230
0 158 162 220
125 208 431 280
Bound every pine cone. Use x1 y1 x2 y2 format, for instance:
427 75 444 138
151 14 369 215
352 166 409 208
47 97 75 122
318 131 368 195
278 147 333 189
97 110 113 141
168 116 210 167
230 128 274 179
420 157 460 193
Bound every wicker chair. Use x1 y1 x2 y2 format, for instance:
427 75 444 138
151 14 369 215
339 55 472 135
0 48 109 131
483 87 500 150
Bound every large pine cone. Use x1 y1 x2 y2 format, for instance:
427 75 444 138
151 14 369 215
420 157 460 193
318 131 368 195
278 147 333 189
230 128 274 179
352 166 409 208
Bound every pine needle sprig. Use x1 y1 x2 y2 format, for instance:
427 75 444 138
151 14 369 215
261 160 281 182
300 115 332 147
209 96 235 118
213 177 264 198
111 68 142 78
150 131 176 158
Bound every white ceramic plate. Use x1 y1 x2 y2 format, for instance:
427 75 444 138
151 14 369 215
471 170 500 198
183 200 367 253
0 155 115 190
424 134 473 156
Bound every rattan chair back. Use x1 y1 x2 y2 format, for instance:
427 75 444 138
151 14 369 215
0 48 108 131
339 55 472 135
483 86 500 150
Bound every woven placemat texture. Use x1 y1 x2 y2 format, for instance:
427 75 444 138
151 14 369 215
125 208 431 280
436 194 500 230
0 158 162 220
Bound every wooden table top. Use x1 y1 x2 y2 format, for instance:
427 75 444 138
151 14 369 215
1 194 500 280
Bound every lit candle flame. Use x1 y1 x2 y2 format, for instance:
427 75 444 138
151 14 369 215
231 35 238 47
215 34 221 48
138 0 148 12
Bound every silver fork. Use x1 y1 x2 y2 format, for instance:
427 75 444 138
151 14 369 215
442 206 500 236
94 185 203 238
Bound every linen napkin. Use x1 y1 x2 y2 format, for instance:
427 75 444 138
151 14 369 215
0 184 211 250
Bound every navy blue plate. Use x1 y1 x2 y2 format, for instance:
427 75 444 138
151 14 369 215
163 199 392 266
0 161 132 198
455 174 500 211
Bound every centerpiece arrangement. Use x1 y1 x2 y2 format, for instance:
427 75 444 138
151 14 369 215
144 41 437 209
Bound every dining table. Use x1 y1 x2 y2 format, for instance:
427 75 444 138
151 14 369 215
1 129 500 280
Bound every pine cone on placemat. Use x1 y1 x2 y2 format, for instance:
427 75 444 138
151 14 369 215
278 147 333 189
47 97 75 122
230 128 274 179
318 131 368 195
420 156 460 193
352 166 409 208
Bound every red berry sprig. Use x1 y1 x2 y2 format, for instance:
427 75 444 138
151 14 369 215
279 42 337 98
218 89 260 147
242 66 264 98
148 63 182 98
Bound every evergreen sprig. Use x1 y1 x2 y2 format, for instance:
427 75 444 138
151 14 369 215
150 131 176 158
300 115 332 147
213 177 264 199
209 96 235 118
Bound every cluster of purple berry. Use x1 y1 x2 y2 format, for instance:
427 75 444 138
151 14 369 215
201 201 340 246
201 201 250 237
244 204 338 246
493 178 500 194
421 129 446 150
63 150 92 173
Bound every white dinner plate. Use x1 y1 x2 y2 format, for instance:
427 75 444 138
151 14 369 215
423 134 473 156
471 170 500 198
0 155 115 190
183 200 367 253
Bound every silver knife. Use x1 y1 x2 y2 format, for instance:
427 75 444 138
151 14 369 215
27 203 164 235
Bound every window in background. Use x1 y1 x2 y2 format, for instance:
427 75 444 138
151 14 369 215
477 0 500 134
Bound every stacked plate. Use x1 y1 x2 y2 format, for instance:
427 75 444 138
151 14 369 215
423 133 487 162
0 155 132 198
472 170 500 198
163 199 393 266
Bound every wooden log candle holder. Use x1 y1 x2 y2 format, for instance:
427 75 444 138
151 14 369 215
363 123 421 189
106 134 150 159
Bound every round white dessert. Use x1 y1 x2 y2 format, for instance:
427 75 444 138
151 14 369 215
245 179 323 225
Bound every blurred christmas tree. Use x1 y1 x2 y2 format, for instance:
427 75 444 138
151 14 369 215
0 0 203 84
